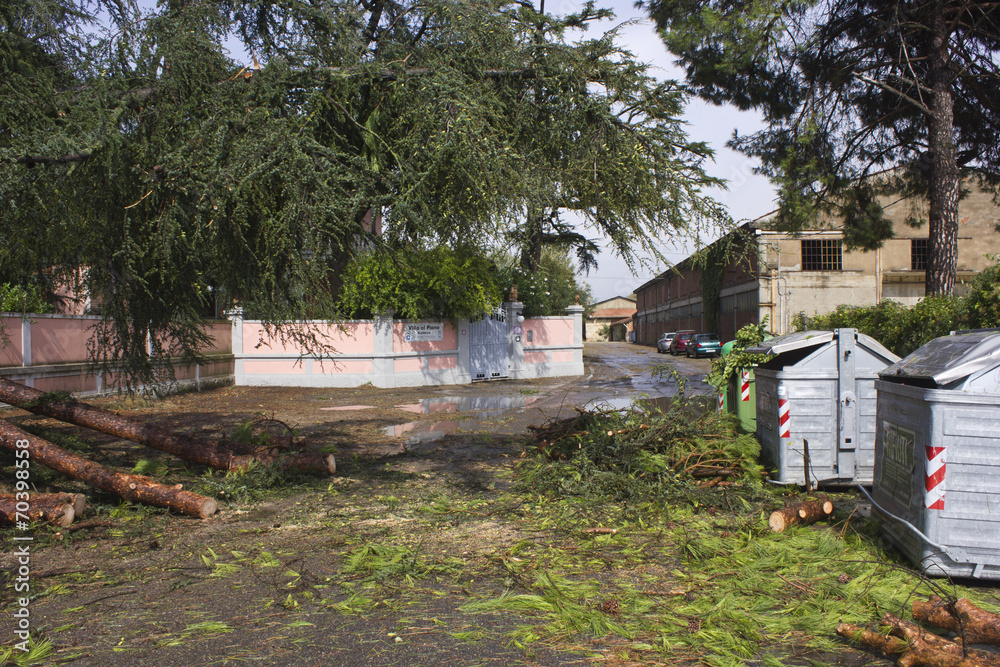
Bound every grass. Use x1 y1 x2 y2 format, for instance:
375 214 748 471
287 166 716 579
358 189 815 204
0 636 55 667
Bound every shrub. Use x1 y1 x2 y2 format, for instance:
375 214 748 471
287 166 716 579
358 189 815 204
339 246 504 320
797 296 965 357
966 258 1000 330
0 283 53 314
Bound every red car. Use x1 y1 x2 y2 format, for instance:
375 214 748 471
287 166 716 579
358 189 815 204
668 330 695 355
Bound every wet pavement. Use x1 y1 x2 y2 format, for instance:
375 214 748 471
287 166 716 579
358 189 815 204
367 341 716 445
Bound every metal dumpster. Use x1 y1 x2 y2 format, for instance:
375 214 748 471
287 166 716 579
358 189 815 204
870 329 1000 579
746 329 899 486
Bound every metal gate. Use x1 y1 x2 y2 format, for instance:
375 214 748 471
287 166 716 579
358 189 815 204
469 307 509 380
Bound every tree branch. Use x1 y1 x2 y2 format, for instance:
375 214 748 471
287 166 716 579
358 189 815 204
6 152 92 167
852 71 934 115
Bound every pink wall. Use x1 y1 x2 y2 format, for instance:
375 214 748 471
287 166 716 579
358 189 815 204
427 356 457 370
1 315 234 395
34 374 98 394
394 358 423 373
244 322 374 356
524 351 547 364
1 317 22 367
243 360 308 375
152 320 230 356
31 317 96 365
184 321 231 355
523 318 574 346
394 321 458 353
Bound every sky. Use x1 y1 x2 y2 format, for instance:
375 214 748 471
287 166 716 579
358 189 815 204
575 0 779 301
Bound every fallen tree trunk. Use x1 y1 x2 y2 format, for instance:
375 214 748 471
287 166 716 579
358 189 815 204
0 378 334 474
837 614 1000 667
837 622 910 656
0 420 217 518
0 493 77 527
769 498 834 532
914 596 1000 646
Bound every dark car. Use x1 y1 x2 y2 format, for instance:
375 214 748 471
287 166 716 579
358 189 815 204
687 333 722 358
656 332 676 353
668 330 695 355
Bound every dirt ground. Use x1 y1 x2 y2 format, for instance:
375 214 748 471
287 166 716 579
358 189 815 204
0 344 902 666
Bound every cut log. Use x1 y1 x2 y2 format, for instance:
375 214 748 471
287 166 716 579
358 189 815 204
836 621 909 656
0 419 217 518
769 498 834 532
0 494 76 527
0 378 335 474
914 596 1000 646
0 492 85 516
838 615 1000 667
62 492 87 516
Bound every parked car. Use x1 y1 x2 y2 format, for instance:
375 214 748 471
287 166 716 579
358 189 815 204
668 330 695 355
687 333 722 358
656 332 676 353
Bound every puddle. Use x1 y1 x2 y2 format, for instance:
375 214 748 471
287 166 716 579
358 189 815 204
395 395 539 414
384 395 541 445
382 420 482 444
583 395 679 413
583 397 636 411
320 405 375 411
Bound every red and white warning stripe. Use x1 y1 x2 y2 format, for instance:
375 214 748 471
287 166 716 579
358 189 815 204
718 391 725 412
741 370 750 402
924 445 946 510
778 398 790 439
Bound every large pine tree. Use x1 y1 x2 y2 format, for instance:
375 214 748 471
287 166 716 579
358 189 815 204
1 0 726 387
643 0 1000 296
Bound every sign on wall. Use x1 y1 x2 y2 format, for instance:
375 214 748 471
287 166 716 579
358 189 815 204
404 323 444 342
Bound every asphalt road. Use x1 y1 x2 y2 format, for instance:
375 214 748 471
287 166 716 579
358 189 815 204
559 340 715 407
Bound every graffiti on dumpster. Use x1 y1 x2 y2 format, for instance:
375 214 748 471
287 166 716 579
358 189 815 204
878 422 916 508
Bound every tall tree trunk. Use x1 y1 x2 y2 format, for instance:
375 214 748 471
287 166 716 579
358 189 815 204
520 206 545 273
925 2 960 296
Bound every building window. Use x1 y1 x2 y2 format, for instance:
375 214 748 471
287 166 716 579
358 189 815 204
911 238 928 271
801 239 842 271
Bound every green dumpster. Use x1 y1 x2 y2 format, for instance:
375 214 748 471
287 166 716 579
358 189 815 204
715 342 734 414
720 340 756 433
726 367 756 433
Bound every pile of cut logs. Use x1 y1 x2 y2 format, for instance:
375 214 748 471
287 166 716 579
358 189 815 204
0 378 335 522
839 595 1000 667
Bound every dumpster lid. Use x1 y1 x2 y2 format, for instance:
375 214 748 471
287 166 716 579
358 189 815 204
743 330 837 356
879 330 1000 385
744 328 897 360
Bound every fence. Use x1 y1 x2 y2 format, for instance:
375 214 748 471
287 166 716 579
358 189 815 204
0 314 233 395
0 303 584 393
232 303 584 388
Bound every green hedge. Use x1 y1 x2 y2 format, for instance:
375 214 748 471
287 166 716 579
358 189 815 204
794 258 1000 357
